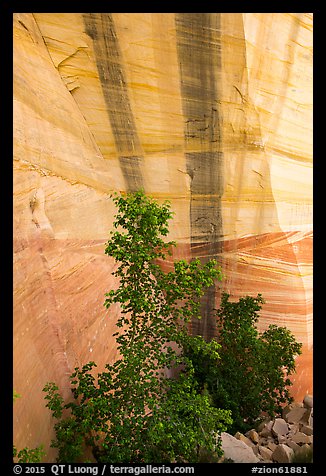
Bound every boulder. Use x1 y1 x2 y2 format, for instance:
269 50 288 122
285 406 307 424
303 394 313 409
300 407 313 426
292 432 312 445
288 423 300 435
300 424 313 436
272 444 294 463
282 406 291 420
252 445 260 456
282 402 303 419
286 440 301 452
247 429 260 444
234 432 255 447
236 408 314 464
272 418 289 438
260 421 273 438
259 446 273 461
308 409 314 428
221 432 259 463
277 435 288 444
256 418 272 432
308 410 313 428
267 441 277 452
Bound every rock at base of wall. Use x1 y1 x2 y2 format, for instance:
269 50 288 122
272 418 289 438
303 394 313 409
258 446 273 461
226 395 313 464
221 432 259 463
272 444 294 463
285 406 307 424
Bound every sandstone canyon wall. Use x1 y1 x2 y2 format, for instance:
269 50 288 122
13 13 313 461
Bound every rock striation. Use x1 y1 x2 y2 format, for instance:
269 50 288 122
13 13 313 460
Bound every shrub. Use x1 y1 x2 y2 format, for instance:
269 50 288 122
185 292 302 433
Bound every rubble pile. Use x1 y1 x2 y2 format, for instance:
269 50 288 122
220 395 313 463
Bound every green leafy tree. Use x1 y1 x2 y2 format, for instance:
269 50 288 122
185 292 302 433
43 190 232 463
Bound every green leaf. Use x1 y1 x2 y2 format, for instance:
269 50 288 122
42 191 229 463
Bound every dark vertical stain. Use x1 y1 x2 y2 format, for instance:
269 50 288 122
175 13 223 339
83 13 143 191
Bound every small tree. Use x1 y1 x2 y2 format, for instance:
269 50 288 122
185 292 302 433
43 190 232 462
